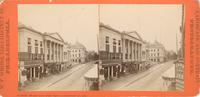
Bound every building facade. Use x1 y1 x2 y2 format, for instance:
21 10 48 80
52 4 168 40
43 32 65 74
121 31 143 73
18 24 73 86
99 23 122 82
98 23 144 85
63 42 72 69
70 42 86 64
146 41 166 63
18 24 44 86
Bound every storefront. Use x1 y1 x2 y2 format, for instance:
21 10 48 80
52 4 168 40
18 61 44 87
122 61 140 74
100 63 121 81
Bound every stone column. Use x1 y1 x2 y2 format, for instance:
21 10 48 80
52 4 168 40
32 67 34 80
107 67 110 80
136 43 138 61
133 42 135 61
111 66 113 78
130 41 133 61
139 44 142 61
127 40 129 60
52 42 54 62
122 39 126 61
49 41 51 62
30 67 32 81
134 42 137 61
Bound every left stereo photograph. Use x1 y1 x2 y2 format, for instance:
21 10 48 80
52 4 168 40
18 4 99 91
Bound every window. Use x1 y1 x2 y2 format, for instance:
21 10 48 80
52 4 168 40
40 48 43 54
157 59 160 62
28 46 32 53
113 38 116 45
118 40 121 45
35 40 38 46
106 36 109 43
118 47 121 53
28 38 31 45
106 44 109 52
40 41 42 47
113 45 116 53
35 47 38 54
125 54 128 59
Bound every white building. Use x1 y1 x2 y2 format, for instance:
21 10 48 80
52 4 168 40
43 32 65 73
18 24 71 86
98 23 144 84
121 31 143 73
70 42 86 64
63 42 72 69
99 23 122 82
18 24 44 86
146 41 166 63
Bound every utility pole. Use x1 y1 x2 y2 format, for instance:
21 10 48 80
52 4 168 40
96 4 100 90
176 33 178 59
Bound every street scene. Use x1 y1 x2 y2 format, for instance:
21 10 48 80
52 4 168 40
18 4 184 91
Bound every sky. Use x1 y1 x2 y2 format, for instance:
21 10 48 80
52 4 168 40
18 4 183 52
100 4 183 52
18 4 99 52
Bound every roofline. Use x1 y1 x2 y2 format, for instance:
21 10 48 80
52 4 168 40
99 23 121 35
134 31 143 41
100 23 144 43
18 26 43 36
46 32 64 42
44 34 64 43
122 32 144 43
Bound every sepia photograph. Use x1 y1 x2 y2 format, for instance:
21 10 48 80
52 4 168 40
18 4 184 91
98 4 184 91
18 4 99 91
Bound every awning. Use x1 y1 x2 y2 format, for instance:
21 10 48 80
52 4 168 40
84 64 98 81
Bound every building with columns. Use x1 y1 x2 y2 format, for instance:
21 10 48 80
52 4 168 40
43 32 65 74
18 24 44 86
121 31 143 73
99 23 122 82
98 23 143 85
18 24 70 86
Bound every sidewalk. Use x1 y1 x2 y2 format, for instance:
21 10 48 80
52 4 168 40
19 63 85 91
